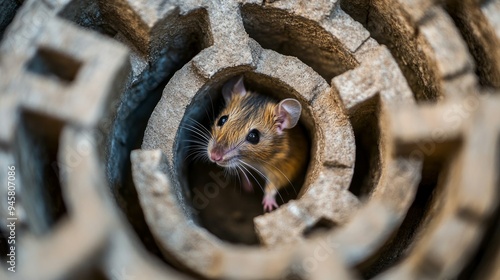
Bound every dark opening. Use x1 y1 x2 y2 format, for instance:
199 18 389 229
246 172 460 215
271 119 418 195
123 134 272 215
357 142 461 278
241 4 357 83
303 217 337 238
104 8 212 272
0 0 23 41
58 1 118 37
358 159 442 278
15 111 67 235
339 0 370 25
340 0 441 102
284 271 306 280
445 2 500 89
71 267 108 280
109 78 173 261
26 47 83 83
0 229 8 262
181 73 312 245
457 135 500 279
458 204 500 279
348 95 381 197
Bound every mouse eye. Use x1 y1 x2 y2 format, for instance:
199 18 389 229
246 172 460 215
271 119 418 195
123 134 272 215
246 129 260 144
217 115 228 126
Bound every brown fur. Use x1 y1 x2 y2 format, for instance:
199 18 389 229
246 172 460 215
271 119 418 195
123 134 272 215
209 91 308 195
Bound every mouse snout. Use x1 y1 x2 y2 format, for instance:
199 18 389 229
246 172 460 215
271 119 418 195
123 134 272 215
210 150 223 162
209 146 225 162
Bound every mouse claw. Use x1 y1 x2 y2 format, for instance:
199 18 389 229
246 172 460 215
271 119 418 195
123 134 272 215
262 194 278 212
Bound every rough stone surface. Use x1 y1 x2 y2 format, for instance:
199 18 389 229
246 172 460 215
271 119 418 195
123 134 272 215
445 0 500 88
311 87 355 168
240 2 359 81
400 0 438 23
334 46 414 112
130 149 226 277
418 7 474 80
0 93 18 145
192 1 254 78
255 48 326 103
5 17 130 127
359 0 478 101
321 5 371 53
388 101 467 149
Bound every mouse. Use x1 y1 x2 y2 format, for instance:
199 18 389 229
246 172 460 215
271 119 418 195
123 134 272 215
205 76 308 212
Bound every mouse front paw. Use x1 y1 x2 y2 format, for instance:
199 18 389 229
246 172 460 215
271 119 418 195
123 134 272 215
262 194 278 212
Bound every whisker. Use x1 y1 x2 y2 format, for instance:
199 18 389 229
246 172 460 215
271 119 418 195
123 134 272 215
183 119 211 134
185 150 204 162
224 167 231 179
237 165 252 195
185 147 204 153
187 148 208 155
183 139 208 144
226 166 236 177
186 116 212 136
200 103 212 125
239 160 285 204
180 125 210 142
182 139 209 147
185 149 207 160
253 158 297 195
181 123 211 138
208 94 216 121
182 142 207 150
235 166 242 194
238 162 266 194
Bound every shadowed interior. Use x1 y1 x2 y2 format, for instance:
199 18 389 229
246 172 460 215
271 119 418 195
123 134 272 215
241 4 357 83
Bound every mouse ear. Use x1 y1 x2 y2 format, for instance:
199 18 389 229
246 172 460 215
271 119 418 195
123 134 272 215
222 76 247 103
275 98 302 134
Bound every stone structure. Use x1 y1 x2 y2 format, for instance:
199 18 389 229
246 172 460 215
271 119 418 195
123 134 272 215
0 0 498 279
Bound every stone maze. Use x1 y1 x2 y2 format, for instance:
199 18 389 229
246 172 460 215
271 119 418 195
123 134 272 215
0 0 499 279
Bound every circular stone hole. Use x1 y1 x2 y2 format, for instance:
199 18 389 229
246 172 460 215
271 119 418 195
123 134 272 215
178 73 313 245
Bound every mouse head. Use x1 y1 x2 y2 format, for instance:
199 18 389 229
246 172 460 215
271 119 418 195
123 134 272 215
207 76 302 169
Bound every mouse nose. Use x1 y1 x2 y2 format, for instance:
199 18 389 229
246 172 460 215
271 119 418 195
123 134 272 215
210 150 223 162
